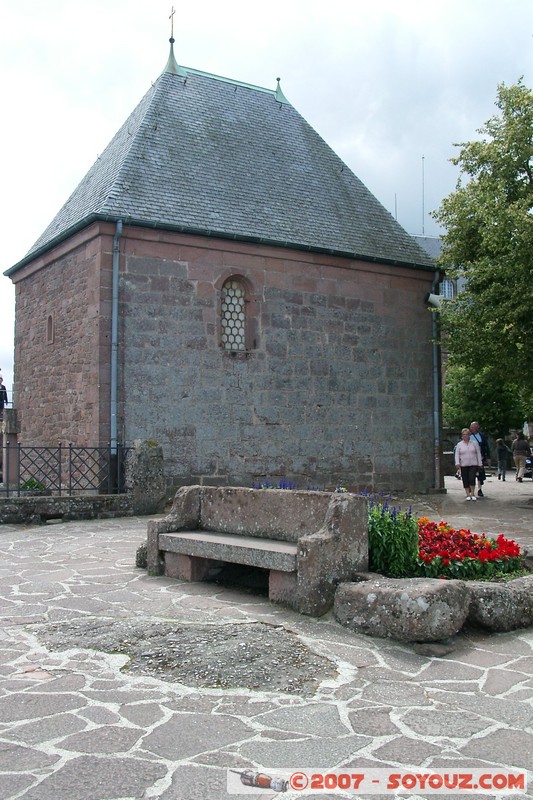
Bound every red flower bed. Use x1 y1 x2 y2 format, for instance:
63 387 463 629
416 517 523 579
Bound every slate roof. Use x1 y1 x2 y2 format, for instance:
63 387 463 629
8 47 434 273
413 235 442 260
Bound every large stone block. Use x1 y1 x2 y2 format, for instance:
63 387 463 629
334 577 469 642
124 440 166 515
466 575 533 632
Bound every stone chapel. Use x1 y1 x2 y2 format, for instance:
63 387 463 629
5 38 441 493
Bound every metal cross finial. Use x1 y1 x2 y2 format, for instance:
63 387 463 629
169 6 175 40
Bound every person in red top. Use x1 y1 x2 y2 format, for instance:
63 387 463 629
455 428 483 501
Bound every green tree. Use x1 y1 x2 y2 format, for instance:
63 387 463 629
442 363 523 437
433 80 533 419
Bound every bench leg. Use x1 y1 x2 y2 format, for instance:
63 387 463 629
269 569 298 608
165 553 216 582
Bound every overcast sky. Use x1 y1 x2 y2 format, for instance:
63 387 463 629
1 0 532 396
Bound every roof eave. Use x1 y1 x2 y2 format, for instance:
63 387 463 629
4 215 435 277
4 214 106 277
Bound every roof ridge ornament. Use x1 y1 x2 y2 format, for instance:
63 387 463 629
275 77 289 105
164 6 187 78
170 5 175 38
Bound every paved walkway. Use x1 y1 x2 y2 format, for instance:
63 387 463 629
406 470 533 553
0 478 532 799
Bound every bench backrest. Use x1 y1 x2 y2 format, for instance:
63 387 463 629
199 486 334 542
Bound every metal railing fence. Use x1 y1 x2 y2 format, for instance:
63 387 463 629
0 443 130 497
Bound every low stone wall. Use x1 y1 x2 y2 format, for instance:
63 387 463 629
0 495 134 525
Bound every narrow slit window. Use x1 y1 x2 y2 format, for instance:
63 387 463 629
46 313 55 344
221 279 246 351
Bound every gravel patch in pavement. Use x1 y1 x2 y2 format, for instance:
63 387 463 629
35 618 337 694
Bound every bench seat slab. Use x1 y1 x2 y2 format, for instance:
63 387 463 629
159 531 298 572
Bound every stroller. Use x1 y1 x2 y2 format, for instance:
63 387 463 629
524 455 533 480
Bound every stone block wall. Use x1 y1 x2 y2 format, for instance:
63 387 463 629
119 228 436 492
9 223 438 492
10 224 114 446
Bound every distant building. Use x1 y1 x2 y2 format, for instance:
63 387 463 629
413 236 467 300
4 39 439 492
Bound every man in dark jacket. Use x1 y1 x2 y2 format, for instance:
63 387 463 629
0 376 7 416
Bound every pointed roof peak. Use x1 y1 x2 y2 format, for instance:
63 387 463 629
164 37 187 77
7 38 435 275
275 77 289 105
163 6 187 77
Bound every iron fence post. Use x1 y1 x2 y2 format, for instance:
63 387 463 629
5 441 10 498
117 442 123 494
108 442 113 494
58 442 62 496
17 442 21 496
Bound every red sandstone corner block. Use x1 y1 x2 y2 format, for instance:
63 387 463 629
164 552 216 582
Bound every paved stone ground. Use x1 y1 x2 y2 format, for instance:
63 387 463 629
0 476 532 799
404 469 533 554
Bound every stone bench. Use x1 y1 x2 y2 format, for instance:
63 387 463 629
147 485 368 616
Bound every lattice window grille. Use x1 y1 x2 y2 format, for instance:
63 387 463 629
440 279 455 300
221 280 246 351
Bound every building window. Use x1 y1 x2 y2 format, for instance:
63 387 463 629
221 278 246 351
440 279 455 300
46 313 55 344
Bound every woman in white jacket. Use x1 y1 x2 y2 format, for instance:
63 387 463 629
455 428 483 501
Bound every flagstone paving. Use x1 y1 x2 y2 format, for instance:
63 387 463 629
0 477 532 799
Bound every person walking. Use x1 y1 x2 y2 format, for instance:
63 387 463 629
511 432 531 482
469 421 490 497
495 438 512 481
455 428 483 501
0 376 7 418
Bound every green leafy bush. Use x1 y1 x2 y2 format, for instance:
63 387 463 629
21 478 46 492
368 503 419 577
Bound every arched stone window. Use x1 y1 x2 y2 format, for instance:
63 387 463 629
440 278 456 300
221 278 246 351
